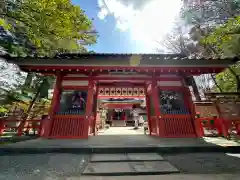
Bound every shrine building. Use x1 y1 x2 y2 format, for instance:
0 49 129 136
4 53 238 139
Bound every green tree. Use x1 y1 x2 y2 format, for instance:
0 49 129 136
180 0 240 92
202 16 240 92
1 0 97 56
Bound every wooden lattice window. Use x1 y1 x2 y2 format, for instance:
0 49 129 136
159 90 189 114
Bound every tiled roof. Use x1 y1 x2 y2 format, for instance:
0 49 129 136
1 53 239 61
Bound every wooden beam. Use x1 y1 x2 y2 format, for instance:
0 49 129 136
63 76 182 81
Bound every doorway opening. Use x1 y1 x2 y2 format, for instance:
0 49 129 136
94 88 148 136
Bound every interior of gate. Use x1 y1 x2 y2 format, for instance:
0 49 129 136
96 85 146 128
146 79 197 138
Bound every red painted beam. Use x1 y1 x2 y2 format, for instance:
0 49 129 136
98 95 145 99
63 76 182 81
22 66 225 74
103 103 138 109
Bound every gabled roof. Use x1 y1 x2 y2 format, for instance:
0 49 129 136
2 53 238 67
1 53 238 75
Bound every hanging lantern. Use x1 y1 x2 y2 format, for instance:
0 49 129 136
99 88 104 95
110 88 116 95
116 88 121 96
128 88 133 96
133 88 139 96
139 88 144 96
122 88 127 96
104 88 110 95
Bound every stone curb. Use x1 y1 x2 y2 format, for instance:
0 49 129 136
81 171 180 176
0 146 240 155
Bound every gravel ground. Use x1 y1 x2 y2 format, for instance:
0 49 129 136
0 153 90 180
163 153 240 174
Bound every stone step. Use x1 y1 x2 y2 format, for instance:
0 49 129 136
82 161 180 176
67 174 240 180
90 153 164 162
1 145 240 154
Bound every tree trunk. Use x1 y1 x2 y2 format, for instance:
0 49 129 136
17 79 47 134
228 67 240 92
210 74 223 92
190 76 201 101
24 73 33 87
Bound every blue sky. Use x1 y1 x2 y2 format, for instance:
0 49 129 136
72 0 182 53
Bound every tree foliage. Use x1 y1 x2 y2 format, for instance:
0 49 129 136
1 0 97 56
166 0 240 93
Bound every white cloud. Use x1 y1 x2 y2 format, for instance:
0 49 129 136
97 0 183 52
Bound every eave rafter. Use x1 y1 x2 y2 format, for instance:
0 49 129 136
26 66 223 76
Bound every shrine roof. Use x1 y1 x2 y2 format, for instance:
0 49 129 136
2 53 238 68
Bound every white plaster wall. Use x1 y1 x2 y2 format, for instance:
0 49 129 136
157 81 182 86
62 80 89 86
65 74 88 77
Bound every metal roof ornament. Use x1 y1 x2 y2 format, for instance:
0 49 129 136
129 55 141 66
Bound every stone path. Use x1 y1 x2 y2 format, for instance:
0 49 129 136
1 127 239 150
0 153 240 179
203 137 240 147
82 153 179 176
163 153 240 174
0 136 217 148
99 127 144 135
69 174 240 180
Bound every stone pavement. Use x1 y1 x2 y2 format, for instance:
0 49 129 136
69 174 240 180
82 153 180 176
1 127 240 154
0 152 240 179
99 127 144 135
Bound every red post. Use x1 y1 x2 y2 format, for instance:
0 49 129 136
181 76 199 137
40 72 63 137
236 123 240 135
196 118 205 137
151 77 162 136
0 119 4 136
183 87 200 137
145 83 152 135
84 78 95 138
93 82 98 136
217 118 229 137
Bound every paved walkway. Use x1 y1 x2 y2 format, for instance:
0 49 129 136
0 127 239 156
71 175 240 180
1 127 239 149
1 136 216 149
99 127 144 135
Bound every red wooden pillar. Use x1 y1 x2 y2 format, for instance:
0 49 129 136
151 77 163 136
183 86 200 137
181 77 199 137
0 119 4 136
84 77 95 138
145 83 152 135
40 72 63 137
92 81 98 136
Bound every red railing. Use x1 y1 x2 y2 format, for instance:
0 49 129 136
149 116 158 136
196 117 240 138
162 115 196 138
0 118 42 136
50 115 88 139
88 115 95 135
149 115 196 138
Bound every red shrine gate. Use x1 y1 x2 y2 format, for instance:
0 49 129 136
41 74 197 138
4 53 237 139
